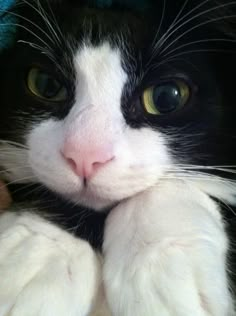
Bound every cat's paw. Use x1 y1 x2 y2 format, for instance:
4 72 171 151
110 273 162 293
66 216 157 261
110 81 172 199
0 211 101 316
103 181 234 316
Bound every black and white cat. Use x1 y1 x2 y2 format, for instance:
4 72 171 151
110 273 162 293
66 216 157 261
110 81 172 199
0 0 236 315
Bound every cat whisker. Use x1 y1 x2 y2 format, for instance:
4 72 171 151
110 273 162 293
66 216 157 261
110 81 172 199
146 55 194 74
0 151 27 155
19 183 46 197
18 40 57 63
0 166 31 175
0 140 28 149
151 0 166 49
155 0 212 51
157 2 236 55
163 38 236 57
0 22 50 49
0 9 57 47
150 0 189 60
159 11 236 56
168 164 236 169
41 0 64 41
170 0 190 28
181 166 236 173
0 176 37 188
157 48 235 65
20 0 62 47
217 198 236 216
9 182 42 196
162 174 236 185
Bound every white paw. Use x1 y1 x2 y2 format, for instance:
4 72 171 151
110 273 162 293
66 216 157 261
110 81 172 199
0 211 101 316
103 180 234 316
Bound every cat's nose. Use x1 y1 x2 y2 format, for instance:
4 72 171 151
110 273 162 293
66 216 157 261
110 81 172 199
61 141 115 180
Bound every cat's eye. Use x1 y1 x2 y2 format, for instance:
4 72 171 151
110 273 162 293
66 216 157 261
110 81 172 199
27 68 67 101
142 80 190 115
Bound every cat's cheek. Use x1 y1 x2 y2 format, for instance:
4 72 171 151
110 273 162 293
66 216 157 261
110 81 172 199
27 119 83 193
26 117 172 210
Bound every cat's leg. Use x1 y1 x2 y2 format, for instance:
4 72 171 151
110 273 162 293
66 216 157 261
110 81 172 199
0 211 104 316
103 179 234 316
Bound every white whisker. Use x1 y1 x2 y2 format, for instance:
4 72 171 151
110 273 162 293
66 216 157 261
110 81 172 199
0 22 50 48
159 10 236 55
163 38 236 57
21 0 61 46
0 9 57 46
0 140 28 149
1 176 37 188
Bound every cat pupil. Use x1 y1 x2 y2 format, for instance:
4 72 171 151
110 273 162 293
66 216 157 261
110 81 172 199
153 84 181 114
35 72 61 99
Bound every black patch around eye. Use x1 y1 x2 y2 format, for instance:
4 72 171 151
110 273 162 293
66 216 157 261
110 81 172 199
121 49 223 130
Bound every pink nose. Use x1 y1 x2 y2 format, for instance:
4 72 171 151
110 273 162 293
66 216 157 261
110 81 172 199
61 140 115 179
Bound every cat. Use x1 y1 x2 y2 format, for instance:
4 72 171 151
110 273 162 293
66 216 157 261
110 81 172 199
0 0 236 315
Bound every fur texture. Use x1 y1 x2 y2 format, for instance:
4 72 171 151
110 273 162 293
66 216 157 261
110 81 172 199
0 0 236 315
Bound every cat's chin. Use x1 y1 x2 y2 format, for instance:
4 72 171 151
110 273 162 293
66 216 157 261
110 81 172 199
63 185 122 211
69 192 118 211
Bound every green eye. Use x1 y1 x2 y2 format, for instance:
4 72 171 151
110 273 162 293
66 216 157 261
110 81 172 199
142 80 190 115
27 68 67 101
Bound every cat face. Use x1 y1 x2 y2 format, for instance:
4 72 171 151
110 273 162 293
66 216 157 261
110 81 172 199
0 0 235 211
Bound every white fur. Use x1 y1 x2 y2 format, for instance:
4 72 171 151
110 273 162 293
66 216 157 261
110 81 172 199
0 178 234 315
0 211 111 316
25 42 171 210
103 179 235 316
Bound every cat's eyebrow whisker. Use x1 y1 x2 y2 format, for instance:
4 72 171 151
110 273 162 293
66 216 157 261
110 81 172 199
18 40 57 64
42 0 64 41
20 0 62 47
157 47 235 65
170 0 190 28
157 2 236 55
146 55 198 75
0 9 57 47
151 0 189 60
163 38 236 58
159 12 236 56
151 0 166 49
0 22 50 51
35 0 62 46
156 0 211 51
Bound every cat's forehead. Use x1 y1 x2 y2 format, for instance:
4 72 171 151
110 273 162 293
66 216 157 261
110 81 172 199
16 1 161 54
15 0 229 62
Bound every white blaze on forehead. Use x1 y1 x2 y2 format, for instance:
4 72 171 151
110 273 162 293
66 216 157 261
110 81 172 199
72 42 128 117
